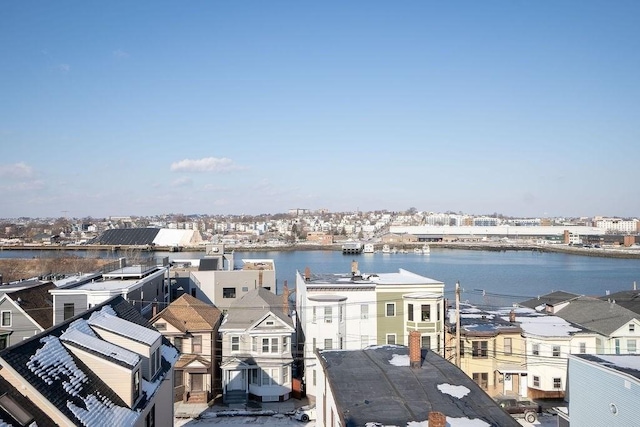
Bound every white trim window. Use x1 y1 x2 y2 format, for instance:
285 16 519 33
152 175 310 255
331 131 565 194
361 304 369 320
261 337 279 354
386 303 395 317
324 306 332 323
231 336 240 352
386 334 396 345
1 311 11 327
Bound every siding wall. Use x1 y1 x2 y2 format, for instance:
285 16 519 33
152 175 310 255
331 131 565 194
568 356 640 426
0 299 42 347
52 294 88 325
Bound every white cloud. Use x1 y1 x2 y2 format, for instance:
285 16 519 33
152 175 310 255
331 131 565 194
0 180 45 193
0 162 34 179
113 49 129 59
170 157 245 173
171 177 193 187
57 63 71 72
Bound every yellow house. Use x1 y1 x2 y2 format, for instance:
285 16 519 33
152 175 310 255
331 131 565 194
446 306 527 397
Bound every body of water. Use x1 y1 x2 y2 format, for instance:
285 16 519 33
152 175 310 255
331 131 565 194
2 248 638 307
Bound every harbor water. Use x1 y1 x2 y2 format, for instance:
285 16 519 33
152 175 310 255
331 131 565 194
2 248 639 307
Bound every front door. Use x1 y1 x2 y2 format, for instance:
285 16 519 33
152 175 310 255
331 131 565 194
228 370 244 391
503 373 513 394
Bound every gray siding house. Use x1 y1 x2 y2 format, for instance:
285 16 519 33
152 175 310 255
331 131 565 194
0 283 55 350
565 354 640 427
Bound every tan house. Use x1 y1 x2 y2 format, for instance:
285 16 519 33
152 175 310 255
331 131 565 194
151 294 223 403
445 304 527 397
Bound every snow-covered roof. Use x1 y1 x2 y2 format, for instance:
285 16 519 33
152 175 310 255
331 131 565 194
88 310 161 346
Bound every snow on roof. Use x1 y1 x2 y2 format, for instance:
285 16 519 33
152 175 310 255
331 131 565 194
161 343 179 365
26 336 88 397
505 310 581 337
67 394 137 426
437 383 470 399
61 327 140 368
389 354 410 367
88 310 160 346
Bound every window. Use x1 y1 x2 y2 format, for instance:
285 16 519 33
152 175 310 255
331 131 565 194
324 306 332 323
437 304 440 321
250 369 259 385
150 348 160 377
63 304 74 321
361 304 369 320
242 286 248 292
191 288 196 297
282 366 289 384
533 376 540 388
0 311 10 327
553 377 562 389
173 337 183 352
312 369 316 387
261 337 279 353
223 287 236 298
324 339 332 350
252 337 257 352
421 304 430 321
421 335 431 349
145 404 155 427
579 342 586 354
192 335 202 353
628 339 637 354
386 303 395 317
504 338 512 355
313 338 316 351
155 322 166 331
408 304 414 321
0 335 7 350
615 339 621 355
339 305 344 323
386 334 396 345
630 324 635 333
283 337 289 352
133 369 141 402
174 370 184 387
472 341 488 358
312 306 316 323
231 336 240 352
472 373 488 389
532 343 539 356
361 335 369 348
552 345 561 357
261 369 270 385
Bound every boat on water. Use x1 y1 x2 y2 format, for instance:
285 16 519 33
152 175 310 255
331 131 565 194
382 244 391 254
391 247 398 254
422 244 430 254
363 243 375 254
414 247 423 254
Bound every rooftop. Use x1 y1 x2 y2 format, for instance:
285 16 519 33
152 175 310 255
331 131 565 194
319 345 519 427
301 268 443 288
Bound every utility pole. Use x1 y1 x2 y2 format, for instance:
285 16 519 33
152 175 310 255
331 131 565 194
455 281 461 368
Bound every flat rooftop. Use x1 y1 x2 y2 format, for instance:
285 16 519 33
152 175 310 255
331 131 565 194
303 268 443 287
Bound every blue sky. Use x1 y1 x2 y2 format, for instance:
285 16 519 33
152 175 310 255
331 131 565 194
1 1 639 219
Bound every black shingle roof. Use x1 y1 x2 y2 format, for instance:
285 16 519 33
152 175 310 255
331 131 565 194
0 296 170 425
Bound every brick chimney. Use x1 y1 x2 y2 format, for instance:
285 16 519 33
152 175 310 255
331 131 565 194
409 330 421 369
282 281 290 316
428 411 446 427
509 309 516 323
304 266 311 281
351 260 358 275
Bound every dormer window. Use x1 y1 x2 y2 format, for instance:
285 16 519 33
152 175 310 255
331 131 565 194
132 369 141 402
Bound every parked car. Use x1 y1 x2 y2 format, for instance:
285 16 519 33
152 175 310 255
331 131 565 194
495 397 541 423
293 404 316 422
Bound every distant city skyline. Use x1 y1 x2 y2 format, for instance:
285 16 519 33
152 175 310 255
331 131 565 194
2 2 639 219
